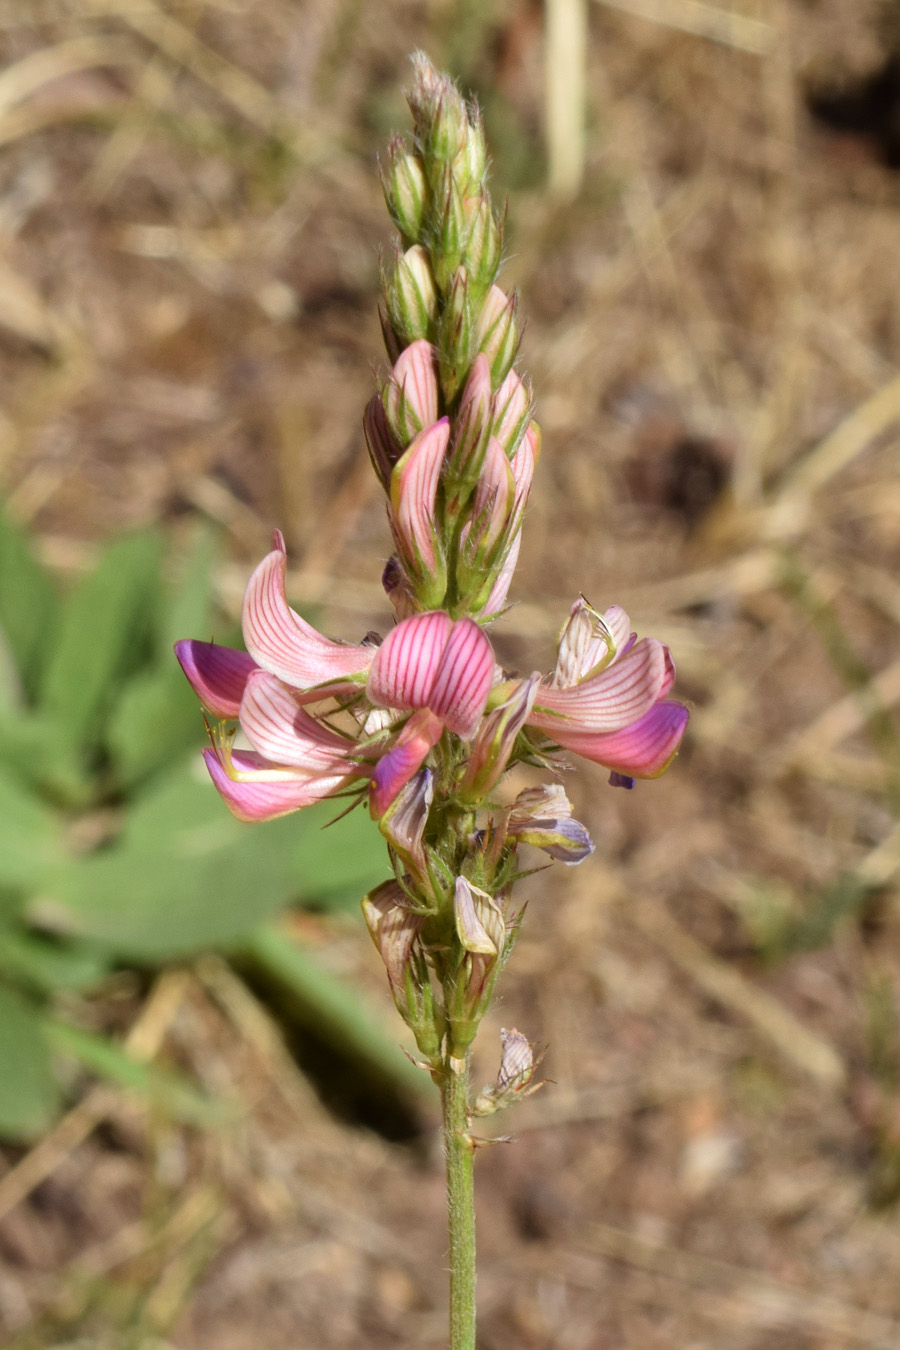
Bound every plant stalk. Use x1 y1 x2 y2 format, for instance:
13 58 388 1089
441 1053 477 1350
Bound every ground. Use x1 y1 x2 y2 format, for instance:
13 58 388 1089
2 1 900 1346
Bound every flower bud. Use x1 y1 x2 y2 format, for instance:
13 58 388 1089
473 1027 544 1116
362 880 439 1059
378 766 434 880
383 339 440 445
389 418 449 604
445 352 492 493
364 393 402 491
491 370 531 457
386 244 439 344
465 195 502 296
475 284 519 387
459 673 540 800
460 108 487 189
424 90 469 171
446 878 508 1054
380 136 428 241
437 266 474 403
430 164 468 291
507 783 595 864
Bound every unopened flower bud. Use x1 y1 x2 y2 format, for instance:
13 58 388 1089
424 90 469 172
491 370 531 457
465 195 502 296
445 353 492 493
383 339 440 445
381 137 428 241
460 108 487 188
454 876 500 955
378 766 434 880
386 244 439 344
474 1027 544 1116
460 673 540 800
475 284 519 387
364 393 402 491
437 266 474 403
508 784 595 864
430 165 468 291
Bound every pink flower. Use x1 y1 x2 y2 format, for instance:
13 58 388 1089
525 598 689 783
176 534 496 823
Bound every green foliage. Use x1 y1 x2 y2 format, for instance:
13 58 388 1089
0 509 398 1142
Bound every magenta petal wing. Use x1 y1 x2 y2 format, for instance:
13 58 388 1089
369 707 445 817
242 545 374 690
239 670 358 771
203 748 349 822
174 640 257 718
532 638 668 732
551 701 689 777
367 610 452 712
427 618 495 738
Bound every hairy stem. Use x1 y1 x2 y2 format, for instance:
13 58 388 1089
441 1053 477 1350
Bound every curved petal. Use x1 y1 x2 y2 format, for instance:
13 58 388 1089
550 701 689 777
480 530 520 618
427 618 495 738
369 707 444 817
385 339 439 441
175 640 257 718
553 599 633 687
390 418 449 572
239 670 359 771
367 610 451 712
203 747 349 822
532 638 668 732
242 543 374 690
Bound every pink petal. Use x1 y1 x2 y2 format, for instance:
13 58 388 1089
386 339 439 438
490 370 530 454
175 640 257 718
203 747 348 822
367 610 452 713
390 418 449 572
551 701 689 777
427 618 494 738
242 543 374 690
531 638 668 732
369 707 444 817
480 531 520 617
239 670 359 771
468 435 514 555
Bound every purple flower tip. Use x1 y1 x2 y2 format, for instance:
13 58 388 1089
609 771 636 790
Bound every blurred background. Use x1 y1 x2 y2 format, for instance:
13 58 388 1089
2 0 900 1346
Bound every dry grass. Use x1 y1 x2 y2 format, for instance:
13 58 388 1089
3 0 900 1346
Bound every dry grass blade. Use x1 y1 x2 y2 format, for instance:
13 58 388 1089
0 33 136 117
593 0 775 54
545 0 588 199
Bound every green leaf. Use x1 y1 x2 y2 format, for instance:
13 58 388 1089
39 532 164 749
0 764 64 889
0 706 89 805
43 1019 233 1127
0 505 58 701
40 766 386 960
0 927 112 994
106 664 206 788
0 983 60 1140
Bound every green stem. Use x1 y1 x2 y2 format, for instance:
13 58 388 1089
441 1053 477 1350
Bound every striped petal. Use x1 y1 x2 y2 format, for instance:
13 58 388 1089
427 618 494 738
369 707 444 817
390 418 449 572
384 339 439 443
203 747 349 822
531 638 668 733
175 640 257 718
480 531 520 618
367 610 452 712
551 701 689 778
239 670 359 772
242 536 374 690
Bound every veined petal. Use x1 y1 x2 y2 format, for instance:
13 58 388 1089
239 670 360 771
385 339 439 442
469 436 514 556
367 610 452 712
509 421 538 524
480 531 520 618
427 618 495 738
369 707 444 817
461 671 539 797
390 418 449 573
551 700 689 777
203 747 348 822
554 598 632 687
454 877 499 955
175 640 257 718
532 638 668 732
361 880 424 995
242 538 374 690
490 369 530 455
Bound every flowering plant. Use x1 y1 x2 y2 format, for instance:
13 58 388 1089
176 54 687 1350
